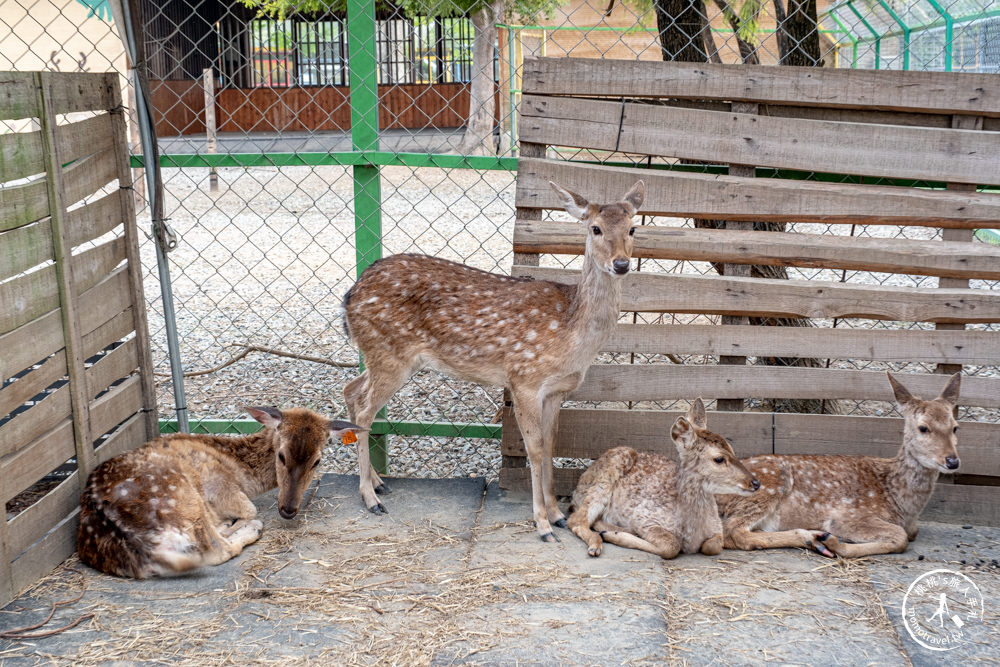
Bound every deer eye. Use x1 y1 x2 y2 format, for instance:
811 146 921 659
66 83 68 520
953 426 959 434
713 456 725 464
628 227 636 236
278 452 286 464
591 225 602 236
918 425 929 434
312 459 321 469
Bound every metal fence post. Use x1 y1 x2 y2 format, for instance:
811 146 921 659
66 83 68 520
348 0 387 473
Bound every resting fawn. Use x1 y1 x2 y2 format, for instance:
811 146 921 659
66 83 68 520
718 372 961 558
77 407 365 578
567 399 759 558
342 180 644 541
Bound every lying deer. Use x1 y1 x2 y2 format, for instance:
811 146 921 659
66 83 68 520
718 372 961 558
567 399 759 558
342 180 644 541
77 407 365 578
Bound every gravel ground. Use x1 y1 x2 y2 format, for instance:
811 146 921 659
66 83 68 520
134 164 1000 480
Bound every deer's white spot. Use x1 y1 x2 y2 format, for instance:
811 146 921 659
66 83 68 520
526 330 537 341
549 321 559 330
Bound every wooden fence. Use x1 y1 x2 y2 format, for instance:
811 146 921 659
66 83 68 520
501 57 1000 526
0 71 158 606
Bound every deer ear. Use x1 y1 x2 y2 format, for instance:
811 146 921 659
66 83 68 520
549 181 592 221
671 415 695 452
938 372 961 406
886 372 916 410
622 180 645 216
688 398 707 429
329 419 368 437
246 406 283 429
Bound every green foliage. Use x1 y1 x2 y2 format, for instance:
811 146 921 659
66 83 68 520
240 0 562 21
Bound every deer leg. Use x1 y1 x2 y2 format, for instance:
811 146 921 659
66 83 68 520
724 525 834 557
344 365 412 514
594 520 681 559
512 388 557 542
817 518 909 558
540 391 568 528
200 519 264 567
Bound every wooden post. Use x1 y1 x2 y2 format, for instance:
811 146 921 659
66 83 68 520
203 67 218 192
716 102 758 412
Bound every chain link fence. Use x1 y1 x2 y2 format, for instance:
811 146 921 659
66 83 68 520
3 0 998 483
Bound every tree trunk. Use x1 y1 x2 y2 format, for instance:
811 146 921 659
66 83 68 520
711 0 760 65
655 0 709 61
775 0 822 66
459 1 501 155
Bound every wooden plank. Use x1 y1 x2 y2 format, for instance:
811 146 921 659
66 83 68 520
62 148 118 205
516 266 1000 324
521 57 1000 118
9 512 78 599
513 220 1000 280
568 365 1000 408
502 408 773 460
0 268 130 379
519 95 1000 186
0 419 75 504
85 338 139 401
772 414 1000 477
602 324 1000 366
0 177 49 233
65 190 125 247
922 484 1000 527
499 465 582 497
0 71 39 120
515 159 1000 229
5 472 79 569
55 114 115 166
0 235 127 335
89 375 143 439
94 411 147 466
0 128 43 182
37 71 116 116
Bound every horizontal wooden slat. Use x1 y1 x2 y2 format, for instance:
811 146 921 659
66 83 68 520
95 411 147 466
0 267 130 377
568 365 1000 408
0 71 38 120
516 266 1000 324
515 159 1000 228
521 58 1000 118
0 235 126 334
65 190 125 246
57 113 114 165
0 419 74 504
85 338 139 400
0 353 68 420
0 128 43 182
0 176 48 233
89 374 143 439
5 472 79 561
10 512 78 597
519 95 1000 186
62 148 118 205
603 324 1000 366
514 220 1000 280
41 71 116 116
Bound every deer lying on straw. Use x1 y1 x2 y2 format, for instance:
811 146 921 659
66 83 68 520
342 181 644 542
77 407 365 578
718 372 961 558
568 399 760 559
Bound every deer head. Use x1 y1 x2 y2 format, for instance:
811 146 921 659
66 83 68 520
246 407 367 519
549 180 645 276
887 372 961 473
670 398 759 495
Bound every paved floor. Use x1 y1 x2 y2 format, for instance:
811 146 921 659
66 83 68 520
2 474 998 665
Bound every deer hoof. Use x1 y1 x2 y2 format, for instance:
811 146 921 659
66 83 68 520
368 503 388 515
540 532 559 543
553 518 568 529
374 483 391 495
588 546 602 557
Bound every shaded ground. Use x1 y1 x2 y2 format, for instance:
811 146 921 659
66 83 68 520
2 475 998 665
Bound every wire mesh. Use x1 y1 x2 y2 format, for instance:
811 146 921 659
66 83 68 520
2 0 998 488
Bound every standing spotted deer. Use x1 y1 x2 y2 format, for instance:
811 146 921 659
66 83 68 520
568 399 759 559
718 372 962 558
342 180 645 541
77 407 365 578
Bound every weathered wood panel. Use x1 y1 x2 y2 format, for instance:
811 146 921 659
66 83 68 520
0 420 75 504
0 71 114 120
514 159 1000 228
568 365 1000 407
521 57 1000 118
0 128 43 183
9 513 79 596
516 267 1000 324
519 95 1000 186
602 324 1000 366
514 220 1000 280
89 375 143 439
95 412 148 465
5 472 79 563
0 71 37 120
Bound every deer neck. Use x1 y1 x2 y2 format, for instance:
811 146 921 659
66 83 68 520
211 430 279 497
675 466 720 550
566 258 623 341
885 441 939 524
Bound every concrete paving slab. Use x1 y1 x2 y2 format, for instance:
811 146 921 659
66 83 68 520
2 475 999 665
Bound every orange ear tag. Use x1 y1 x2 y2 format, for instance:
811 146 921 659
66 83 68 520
341 431 358 445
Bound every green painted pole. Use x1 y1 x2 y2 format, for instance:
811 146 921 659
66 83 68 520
874 0 910 70
347 0 387 473
828 12 859 69
924 0 953 71
847 0 881 70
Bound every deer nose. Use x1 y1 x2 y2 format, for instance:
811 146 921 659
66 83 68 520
751 478 761 491
945 456 960 470
279 506 298 519
612 259 630 275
